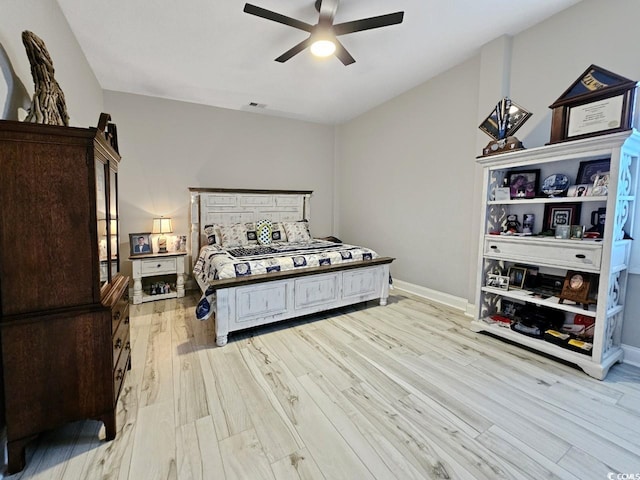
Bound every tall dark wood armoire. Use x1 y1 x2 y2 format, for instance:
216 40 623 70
0 114 131 473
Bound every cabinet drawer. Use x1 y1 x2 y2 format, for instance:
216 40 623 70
113 334 130 402
113 314 130 367
112 300 129 332
484 237 602 271
141 257 176 275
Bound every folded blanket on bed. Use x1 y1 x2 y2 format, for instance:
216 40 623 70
193 239 379 320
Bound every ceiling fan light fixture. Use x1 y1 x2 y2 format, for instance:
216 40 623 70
310 38 336 57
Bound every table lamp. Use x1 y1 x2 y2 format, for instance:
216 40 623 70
152 217 173 253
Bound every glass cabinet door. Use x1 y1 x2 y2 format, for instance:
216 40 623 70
109 167 120 278
95 159 109 286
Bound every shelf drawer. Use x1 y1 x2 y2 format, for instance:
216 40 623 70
484 237 602 271
141 257 176 275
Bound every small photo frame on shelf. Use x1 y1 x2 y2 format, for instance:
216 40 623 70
129 232 153 256
576 158 610 184
570 225 585 240
487 273 509 290
507 169 540 199
543 203 582 232
591 172 610 196
508 266 527 289
567 184 592 197
494 187 511 201
173 234 187 252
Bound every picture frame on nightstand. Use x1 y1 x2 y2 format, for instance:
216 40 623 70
129 232 152 255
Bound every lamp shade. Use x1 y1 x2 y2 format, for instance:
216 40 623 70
152 217 173 234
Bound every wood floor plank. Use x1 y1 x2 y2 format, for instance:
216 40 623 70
128 402 177 480
197 348 231 440
298 373 403 480
218 429 275 480
476 426 581 480
203 346 253 436
224 346 301 463
176 416 224 480
270 449 326 480
557 446 620 480
171 301 210 426
139 308 175 408
255 359 376 480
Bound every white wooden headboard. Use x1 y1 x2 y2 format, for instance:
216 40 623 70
189 188 313 256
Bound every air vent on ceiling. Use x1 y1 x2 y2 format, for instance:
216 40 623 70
248 102 267 108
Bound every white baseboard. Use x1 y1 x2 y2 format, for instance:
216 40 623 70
622 344 640 368
393 279 471 314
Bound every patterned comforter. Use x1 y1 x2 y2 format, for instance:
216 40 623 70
193 239 379 320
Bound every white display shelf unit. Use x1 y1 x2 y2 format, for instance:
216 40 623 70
472 130 640 379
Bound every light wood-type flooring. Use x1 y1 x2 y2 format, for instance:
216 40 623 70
4 290 640 479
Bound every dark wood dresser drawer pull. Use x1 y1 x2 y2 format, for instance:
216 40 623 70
575 254 586 259
113 311 121 321
116 368 124 381
157 264 162 268
490 245 498 250
115 338 122 349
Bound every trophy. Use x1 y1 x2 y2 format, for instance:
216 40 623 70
479 97 532 156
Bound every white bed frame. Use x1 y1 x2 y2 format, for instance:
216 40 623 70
189 188 394 346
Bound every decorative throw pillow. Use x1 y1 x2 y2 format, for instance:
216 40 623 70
283 221 311 243
245 222 258 244
256 219 273 245
219 223 249 247
204 224 219 245
271 222 287 242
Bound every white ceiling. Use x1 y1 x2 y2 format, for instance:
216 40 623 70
57 0 582 125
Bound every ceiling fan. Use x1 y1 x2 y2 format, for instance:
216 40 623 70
243 0 404 65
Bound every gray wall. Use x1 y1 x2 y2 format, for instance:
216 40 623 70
103 91 336 278
335 57 480 299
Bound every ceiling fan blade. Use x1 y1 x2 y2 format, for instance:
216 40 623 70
318 0 339 25
333 38 355 66
275 37 313 63
333 11 404 36
243 3 313 32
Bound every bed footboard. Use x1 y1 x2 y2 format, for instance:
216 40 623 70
212 261 391 346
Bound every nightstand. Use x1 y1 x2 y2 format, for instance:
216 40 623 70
130 252 187 304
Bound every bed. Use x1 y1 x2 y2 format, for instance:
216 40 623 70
190 188 394 346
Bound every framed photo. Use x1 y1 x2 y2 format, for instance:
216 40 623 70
543 203 582 232
567 184 592 197
487 274 509 290
570 225 585 240
507 169 540 199
173 234 188 252
576 158 610 184
130 232 153 256
507 266 527 289
591 172 610 196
